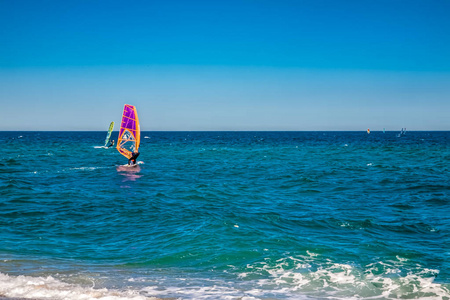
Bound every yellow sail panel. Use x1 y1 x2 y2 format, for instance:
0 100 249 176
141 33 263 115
117 105 140 159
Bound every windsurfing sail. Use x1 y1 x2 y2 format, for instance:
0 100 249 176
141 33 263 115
104 121 115 147
367 128 370 134
117 104 140 159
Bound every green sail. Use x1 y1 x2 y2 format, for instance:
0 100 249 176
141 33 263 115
104 121 115 147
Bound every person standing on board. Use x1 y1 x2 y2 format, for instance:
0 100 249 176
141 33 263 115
128 150 140 165
107 140 115 148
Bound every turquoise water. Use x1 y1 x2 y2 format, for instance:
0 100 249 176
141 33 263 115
0 131 449 299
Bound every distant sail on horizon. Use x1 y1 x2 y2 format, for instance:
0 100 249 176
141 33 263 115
104 121 115 147
117 104 140 159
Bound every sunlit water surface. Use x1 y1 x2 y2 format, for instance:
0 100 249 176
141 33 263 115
0 131 449 299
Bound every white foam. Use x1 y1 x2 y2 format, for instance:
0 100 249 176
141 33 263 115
1 255 448 300
306 250 318 257
0 273 157 300
71 167 102 171
235 254 449 299
66 165 112 172
396 255 408 262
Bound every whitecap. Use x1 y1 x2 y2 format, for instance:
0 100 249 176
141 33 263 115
235 254 449 299
0 272 152 300
306 250 319 257
396 255 408 262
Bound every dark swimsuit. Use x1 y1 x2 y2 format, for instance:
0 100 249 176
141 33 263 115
128 152 140 165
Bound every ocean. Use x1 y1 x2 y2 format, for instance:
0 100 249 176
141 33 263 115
0 131 449 300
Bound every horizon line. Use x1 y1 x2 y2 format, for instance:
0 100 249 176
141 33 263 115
1 130 448 132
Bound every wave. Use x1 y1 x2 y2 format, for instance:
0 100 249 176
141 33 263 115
1 253 448 300
0 273 157 300
234 254 449 299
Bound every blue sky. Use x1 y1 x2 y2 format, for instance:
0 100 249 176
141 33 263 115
1 0 449 130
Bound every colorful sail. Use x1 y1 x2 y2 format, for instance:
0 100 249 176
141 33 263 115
104 121 115 147
117 104 140 159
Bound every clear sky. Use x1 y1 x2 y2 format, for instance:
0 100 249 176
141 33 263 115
1 0 449 130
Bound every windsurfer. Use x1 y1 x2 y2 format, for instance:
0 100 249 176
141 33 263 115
128 150 140 165
107 140 115 148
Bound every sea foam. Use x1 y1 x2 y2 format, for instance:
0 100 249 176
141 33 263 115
0 272 157 300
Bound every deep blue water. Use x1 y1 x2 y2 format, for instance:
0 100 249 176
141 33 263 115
0 131 449 300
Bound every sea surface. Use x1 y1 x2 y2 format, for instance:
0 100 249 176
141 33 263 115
0 131 449 300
